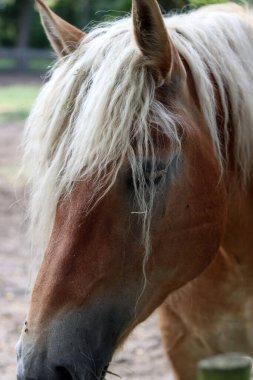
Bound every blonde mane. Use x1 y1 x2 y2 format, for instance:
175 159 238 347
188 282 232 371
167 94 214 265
24 3 253 260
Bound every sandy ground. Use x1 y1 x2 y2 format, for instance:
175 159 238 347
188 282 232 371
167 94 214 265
0 117 173 379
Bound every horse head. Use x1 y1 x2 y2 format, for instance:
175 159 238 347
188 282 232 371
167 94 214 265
17 0 227 379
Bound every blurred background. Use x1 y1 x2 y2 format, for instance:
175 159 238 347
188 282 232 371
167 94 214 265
0 0 242 379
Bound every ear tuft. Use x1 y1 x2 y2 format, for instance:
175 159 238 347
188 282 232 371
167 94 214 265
132 0 184 82
35 0 85 57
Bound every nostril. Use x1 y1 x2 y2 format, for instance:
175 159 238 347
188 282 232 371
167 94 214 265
55 366 73 380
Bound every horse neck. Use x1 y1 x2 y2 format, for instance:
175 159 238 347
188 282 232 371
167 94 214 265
180 59 253 266
220 104 253 268
222 173 253 267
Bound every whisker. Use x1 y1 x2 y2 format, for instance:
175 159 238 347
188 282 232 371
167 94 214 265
106 369 121 378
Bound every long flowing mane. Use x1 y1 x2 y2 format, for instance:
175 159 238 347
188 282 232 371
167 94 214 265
24 3 253 258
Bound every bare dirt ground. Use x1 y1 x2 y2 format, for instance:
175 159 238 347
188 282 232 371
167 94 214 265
0 89 173 378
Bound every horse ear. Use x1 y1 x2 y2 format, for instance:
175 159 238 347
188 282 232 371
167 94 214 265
132 0 184 82
35 0 85 57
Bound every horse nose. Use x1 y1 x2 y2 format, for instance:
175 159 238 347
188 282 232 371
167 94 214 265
17 359 74 380
55 367 73 380
17 367 74 380
17 340 76 380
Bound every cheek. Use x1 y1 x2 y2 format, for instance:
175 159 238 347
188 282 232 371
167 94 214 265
149 157 226 290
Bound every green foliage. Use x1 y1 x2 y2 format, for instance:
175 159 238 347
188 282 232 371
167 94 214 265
92 0 131 21
188 0 228 8
159 0 188 12
0 0 19 46
1 0 187 49
1 0 244 49
30 11 49 48
53 0 82 25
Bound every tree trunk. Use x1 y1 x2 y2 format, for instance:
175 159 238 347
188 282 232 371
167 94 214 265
17 0 34 70
80 0 92 28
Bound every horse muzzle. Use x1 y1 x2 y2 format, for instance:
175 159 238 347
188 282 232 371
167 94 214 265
17 347 109 380
16 337 110 380
16 303 132 380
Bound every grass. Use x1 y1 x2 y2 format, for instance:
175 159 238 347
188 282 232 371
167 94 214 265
0 84 40 123
0 57 53 72
0 56 51 123
28 58 52 71
0 57 16 70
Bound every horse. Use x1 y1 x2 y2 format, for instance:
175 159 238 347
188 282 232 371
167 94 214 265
16 0 253 379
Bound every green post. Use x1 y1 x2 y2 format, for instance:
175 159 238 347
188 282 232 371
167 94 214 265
197 353 252 380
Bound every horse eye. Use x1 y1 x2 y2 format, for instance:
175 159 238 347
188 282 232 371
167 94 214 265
143 161 167 187
126 162 167 191
152 169 167 186
144 169 167 187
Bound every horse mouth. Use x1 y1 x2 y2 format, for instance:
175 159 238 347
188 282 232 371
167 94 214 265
55 362 115 380
50 363 113 380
